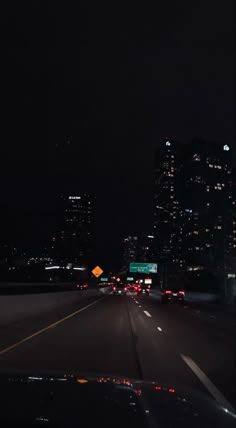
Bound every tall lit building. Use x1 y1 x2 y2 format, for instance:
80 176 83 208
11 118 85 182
138 233 155 263
228 168 236 275
122 235 138 271
153 138 233 280
50 193 95 266
179 138 233 274
153 139 183 271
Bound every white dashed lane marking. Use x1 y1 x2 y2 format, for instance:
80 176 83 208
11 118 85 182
157 326 162 332
143 311 152 318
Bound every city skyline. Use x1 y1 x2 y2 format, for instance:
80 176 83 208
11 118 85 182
1 2 234 270
1 137 235 272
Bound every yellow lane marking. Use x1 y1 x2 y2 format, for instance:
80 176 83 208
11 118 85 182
0 297 106 356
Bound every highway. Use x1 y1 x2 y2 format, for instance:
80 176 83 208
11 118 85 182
0 289 235 411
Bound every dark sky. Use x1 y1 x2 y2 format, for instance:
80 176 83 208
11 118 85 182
1 1 234 269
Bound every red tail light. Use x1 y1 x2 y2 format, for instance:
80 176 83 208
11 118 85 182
178 291 185 295
155 385 162 390
168 388 175 393
124 287 127 291
165 290 171 294
113 287 116 291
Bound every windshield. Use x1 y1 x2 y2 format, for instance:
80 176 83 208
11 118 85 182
1 2 235 426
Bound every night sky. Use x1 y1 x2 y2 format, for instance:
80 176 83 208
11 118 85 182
1 1 234 269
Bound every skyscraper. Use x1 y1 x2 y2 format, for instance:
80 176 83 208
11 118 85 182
122 235 138 271
137 233 155 263
153 138 233 282
153 139 183 271
50 193 95 266
179 138 233 274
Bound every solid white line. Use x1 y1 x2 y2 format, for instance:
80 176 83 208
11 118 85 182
0 297 106 356
181 354 236 413
157 326 162 331
143 310 152 318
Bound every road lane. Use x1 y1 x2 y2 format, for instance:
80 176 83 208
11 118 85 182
132 291 236 407
0 295 140 379
0 291 235 410
0 292 105 351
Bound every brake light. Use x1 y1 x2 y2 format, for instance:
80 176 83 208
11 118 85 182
168 388 175 393
165 290 171 294
178 291 185 295
155 385 162 390
124 287 127 291
113 286 116 291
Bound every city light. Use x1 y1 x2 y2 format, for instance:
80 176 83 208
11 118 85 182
45 266 60 270
69 196 81 199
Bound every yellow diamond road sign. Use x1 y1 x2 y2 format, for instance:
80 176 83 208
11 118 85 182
92 265 104 278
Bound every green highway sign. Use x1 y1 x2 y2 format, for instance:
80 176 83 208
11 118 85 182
127 277 134 281
100 277 108 282
130 262 158 274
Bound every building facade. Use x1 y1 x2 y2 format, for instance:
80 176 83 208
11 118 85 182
153 139 183 272
153 138 234 281
137 233 155 263
122 235 138 271
179 139 233 274
121 233 156 274
50 193 95 266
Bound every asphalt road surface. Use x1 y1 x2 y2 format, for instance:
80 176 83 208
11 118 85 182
0 290 235 411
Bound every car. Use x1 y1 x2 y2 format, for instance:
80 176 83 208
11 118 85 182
161 287 185 303
76 283 88 290
112 284 127 295
137 285 150 296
